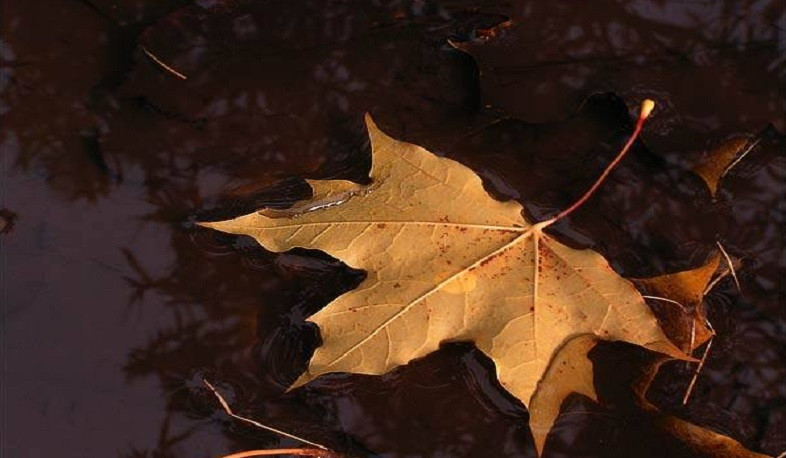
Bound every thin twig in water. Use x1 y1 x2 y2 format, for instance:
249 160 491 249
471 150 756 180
220 449 336 458
641 295 687 311
723 137 760 179
141 46 188 80
715 241 740 292
202 379 329 451
703 267 729 296
682 324 715 405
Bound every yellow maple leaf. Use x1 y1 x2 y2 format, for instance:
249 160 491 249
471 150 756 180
203 105 685 454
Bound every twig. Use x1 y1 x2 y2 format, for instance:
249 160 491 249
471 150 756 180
682 333 714 405
641 295 687 311
715 241 740 292
220 449 335 458
723 137 760 179
141 46 188 80
202 379 329 451
703 267 729 296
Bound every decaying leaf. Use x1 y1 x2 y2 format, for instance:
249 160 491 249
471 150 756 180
203 115 685 453
692 138 760 195
634 254 721 352
537 335 768 457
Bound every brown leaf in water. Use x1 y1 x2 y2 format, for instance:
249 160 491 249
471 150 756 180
203 116 685 455
634 254 722 352
539 335 768 457
692 137 761 195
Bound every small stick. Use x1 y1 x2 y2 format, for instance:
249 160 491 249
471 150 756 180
202 379 329 451
542 100 655 226
682 334 714 405
141 46 188 80
715 241 740 292
641 295 687 311
220 449 337 458
723 137 760 179
703 267 729 296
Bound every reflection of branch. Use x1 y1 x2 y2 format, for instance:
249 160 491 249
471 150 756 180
121 411 206 458
0 208 18 235
121 248 161 302
202 379 330 451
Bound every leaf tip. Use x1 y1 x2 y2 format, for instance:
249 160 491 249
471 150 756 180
646 339 695 362
195 220 216 229
196 219 233 233
286 371 315 393
531 427 549 457
363 112 379 133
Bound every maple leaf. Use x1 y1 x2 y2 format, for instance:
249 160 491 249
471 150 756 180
537 334 768 457
202 104 685 453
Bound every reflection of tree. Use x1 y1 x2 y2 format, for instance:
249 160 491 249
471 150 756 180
4 0 503 203
120 412 206 458
120 219 376 453
2 0 190 201
456 0 783 154
0 208 18 234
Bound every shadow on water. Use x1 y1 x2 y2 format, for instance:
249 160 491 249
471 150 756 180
2 0 783 456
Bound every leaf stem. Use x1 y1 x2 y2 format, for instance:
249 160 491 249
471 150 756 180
542 99 655 227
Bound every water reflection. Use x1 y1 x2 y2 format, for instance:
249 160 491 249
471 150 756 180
3 0 783 456
459 0 784 156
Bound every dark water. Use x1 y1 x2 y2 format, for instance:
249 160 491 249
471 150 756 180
2 0 784 457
